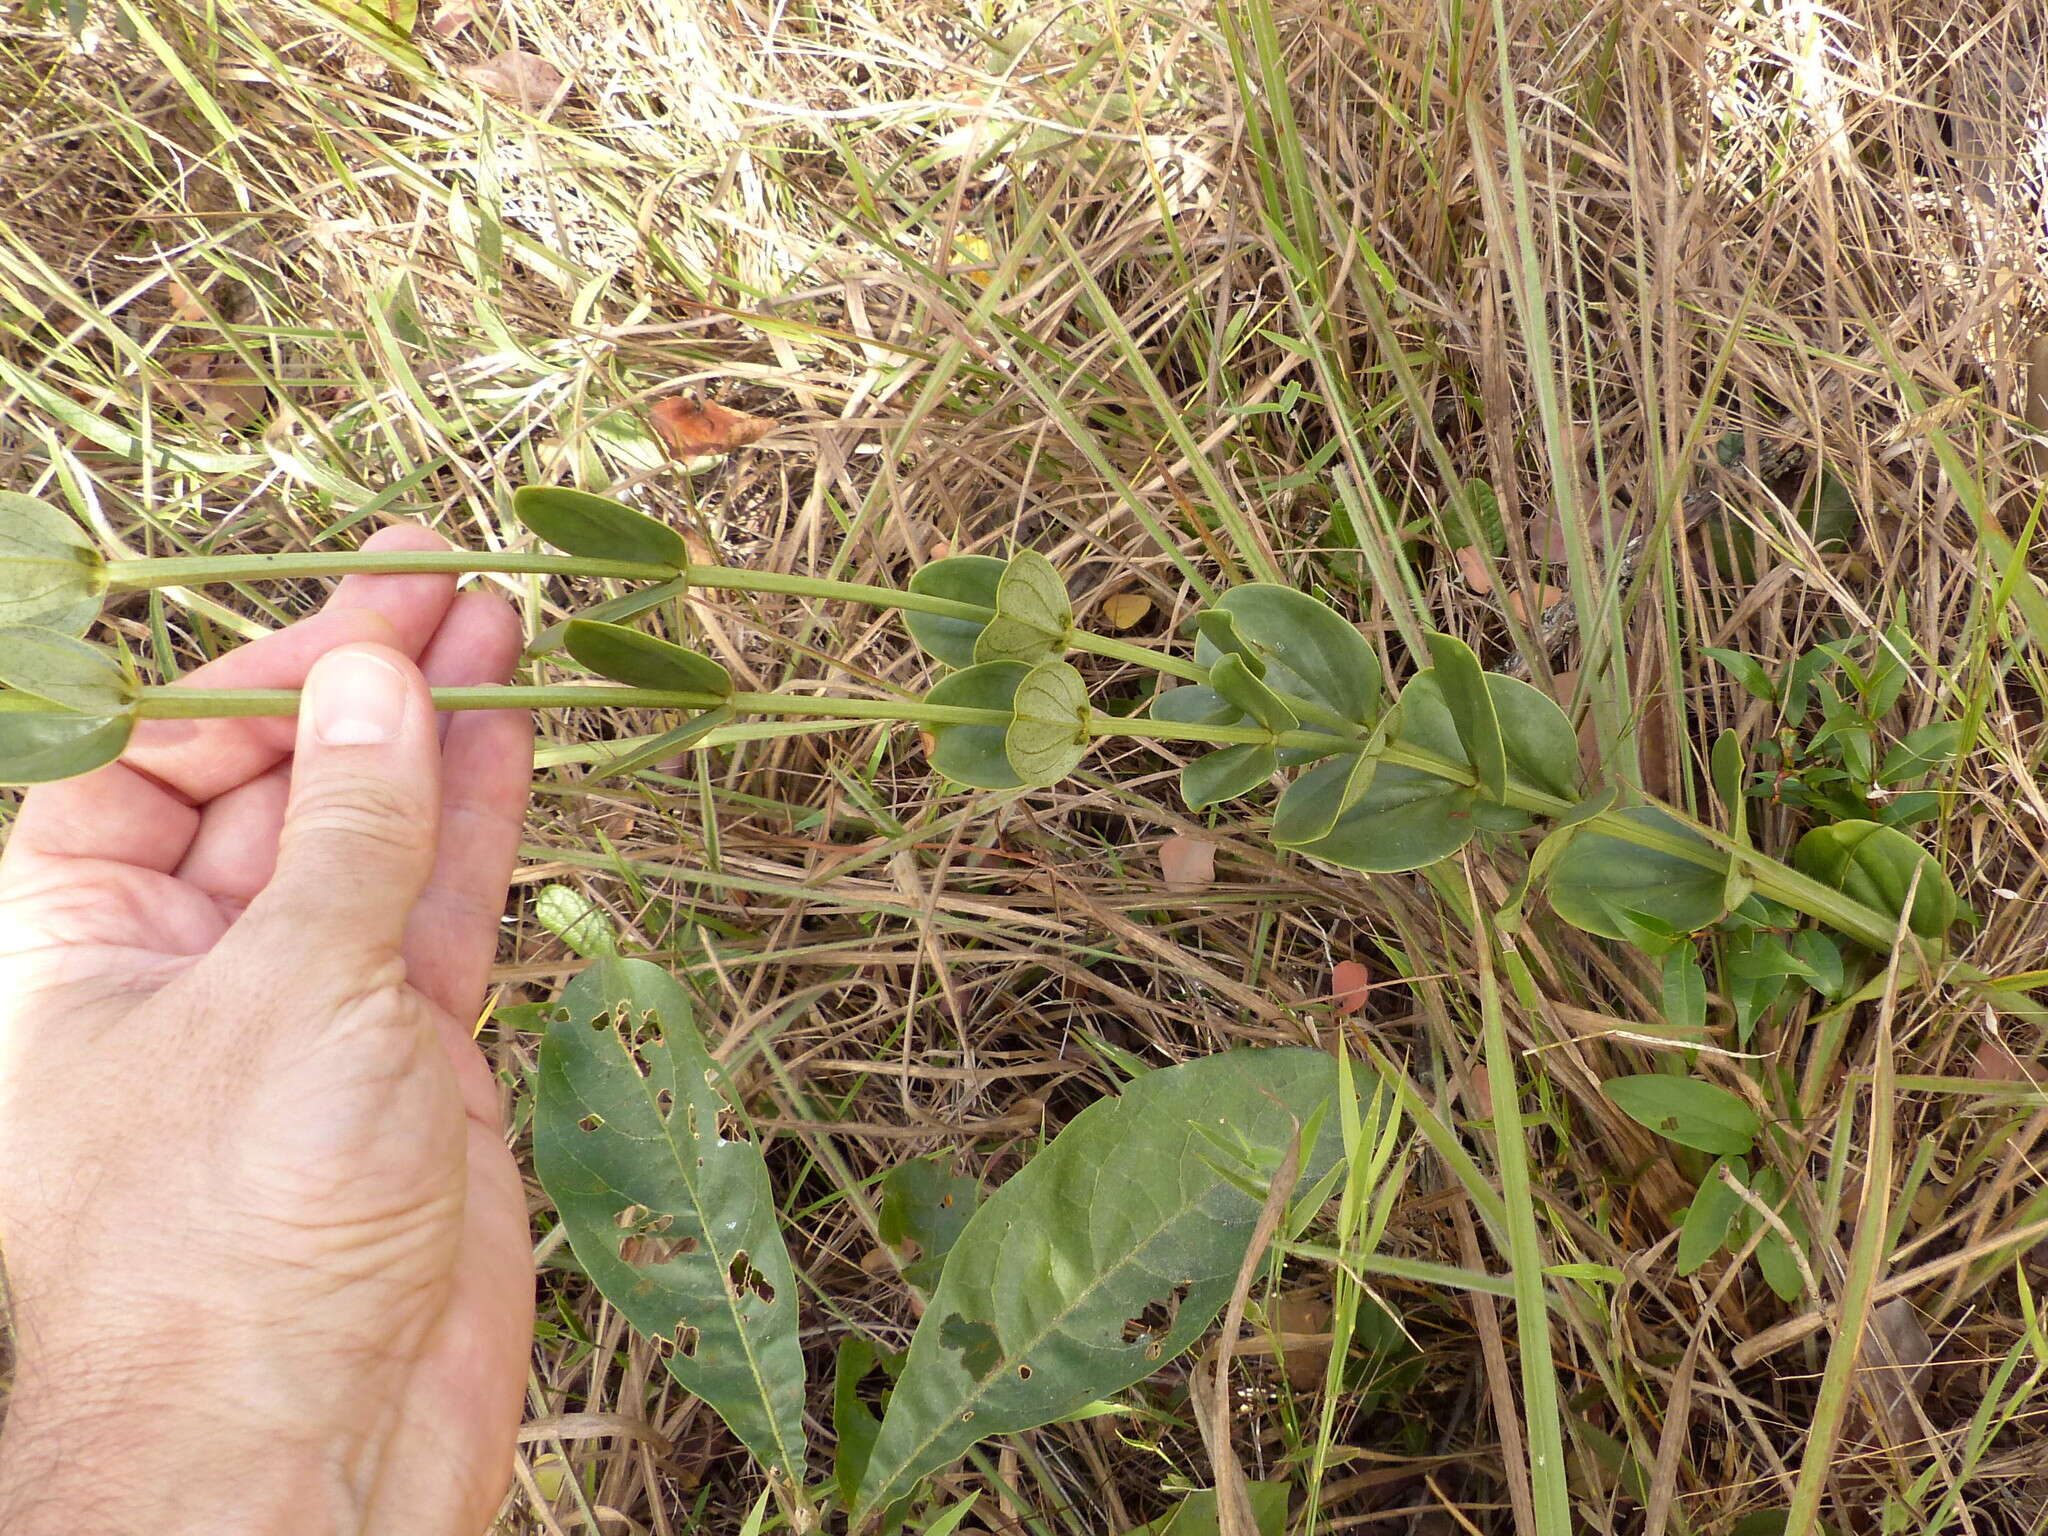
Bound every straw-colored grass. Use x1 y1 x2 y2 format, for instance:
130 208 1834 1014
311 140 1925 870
5 0 2048 1529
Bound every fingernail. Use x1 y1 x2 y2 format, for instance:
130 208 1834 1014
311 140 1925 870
309 649 408 746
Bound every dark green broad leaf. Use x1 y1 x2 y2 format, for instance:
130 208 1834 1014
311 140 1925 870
534 958 807 1483
1677 1156 1749 1274
926 660 1026 790
1270 748 1379 847
1877 721 1963 786
905 555 1004 668
0 627 133 713
1194 585 1381 725
563 620 731 697
1740 1165 1810 1302
1006 660 1090 786
1208 653 1298 733
1422 632 1506 801
1182 743 1277 808
1792 819 1956 941
1150 683 1241 726
878 1157 981 1292
1194 609 1266 675
1604 1075 1759 1156
973 550 1070 665
834 1337 889 1517
513 486 688 568
1397 670 1578 800
1288 761 1477 872
0 708 133 785
0 493 103 636
1547 807 1729 940
854 1048 1352 1517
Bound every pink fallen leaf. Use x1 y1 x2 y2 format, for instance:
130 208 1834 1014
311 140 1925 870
456 49 567 109
1331 959 1371 1015
1159 834 1216 892
1504 584 1566 624
1453 545 1493 595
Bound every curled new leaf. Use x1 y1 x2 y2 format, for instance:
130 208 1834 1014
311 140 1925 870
1005 660 1090 786
0 627 133 714
0 709 133 785
563 619 731 697
513 486 687 568
1546 806 1728 939
1207 653 1298 733
0 493 103 636
853 1048 1353 1517
1792 820 1956 941
1196 585 1381 726
533 959 808 1484
1397 670 1578 800
1422 632 1506 801
926 660 1027 789
905 555 1004 668
973 549 1071 665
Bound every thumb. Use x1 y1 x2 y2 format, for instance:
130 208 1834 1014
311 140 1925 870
249 643 439 968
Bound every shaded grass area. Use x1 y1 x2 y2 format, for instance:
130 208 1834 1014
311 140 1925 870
5 0 2048 1529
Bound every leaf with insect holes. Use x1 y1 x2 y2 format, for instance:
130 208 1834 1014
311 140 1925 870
1005 660 1090 786
513 486 687 569
1194 585 1381 726
534 959 806 1484
1603 1075 1758 1156
649 397 773 459
926 660 1026 789
1546 807 1728 940
563 620 731 697
1792 820 1956 941
0 494 103 636
1423 633 1506 801
0 710 133 785
0 628 132 714
879 1157 980 1292
905 555 1003 669
854 1049 1353 1517
973 550 1070 665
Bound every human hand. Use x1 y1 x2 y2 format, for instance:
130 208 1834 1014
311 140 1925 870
0 527 535 1534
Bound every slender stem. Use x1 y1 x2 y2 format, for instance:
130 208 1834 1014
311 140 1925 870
1069 630 1207 683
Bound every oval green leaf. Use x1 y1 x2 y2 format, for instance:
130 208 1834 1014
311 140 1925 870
927 660 1027 789
1151 684 1243 726
878 1157 981 1293
1677 1156 1748 1275
1197 585 1381 725
0 493 103 636
534 958 807 1484
1270 750 1379 847
1546 806 1728 940
1006 660 1090 786
973 549 1071 665
1289 761 1477 872
513 485 687 568
563 619 731 697
1603 1074 1759 1156
1792 820 1956 941
0 627 133 712
1207 653 1298 734
906 555 1004 668
1182 742 1277 808
853 1048 1352 1517
1399 670 1579 800
0 708 133 784
1423 632 1506 801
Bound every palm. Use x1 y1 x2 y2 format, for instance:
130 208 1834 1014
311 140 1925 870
0 527 535 1531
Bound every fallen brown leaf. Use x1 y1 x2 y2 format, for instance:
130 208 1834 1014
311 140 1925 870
649 396 775 459
1853 1298 1932 1443
1504 584 1565 624
1331 959 1370 1015
429 0 478 37
1101 589 1153 630
1269 1290 1333 1391
160 353 267 428
1453 545 1493 595
1159 834 1217 892
1972 1035 2042 1083
456 49 567 109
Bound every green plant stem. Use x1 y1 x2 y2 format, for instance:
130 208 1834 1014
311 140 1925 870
101 551 993 624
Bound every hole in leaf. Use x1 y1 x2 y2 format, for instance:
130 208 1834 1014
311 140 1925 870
727 1251 775 1305
578 1113 603 1133
656 1088 674 1116
1121 1283 1195 1346
552 1007 572 1023
1016 1364 1032 1381
621 1234 699 1265
613 1203 652 1230
717 1107 751 1143
674 1323 700 1358
939 1314 1001 1378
